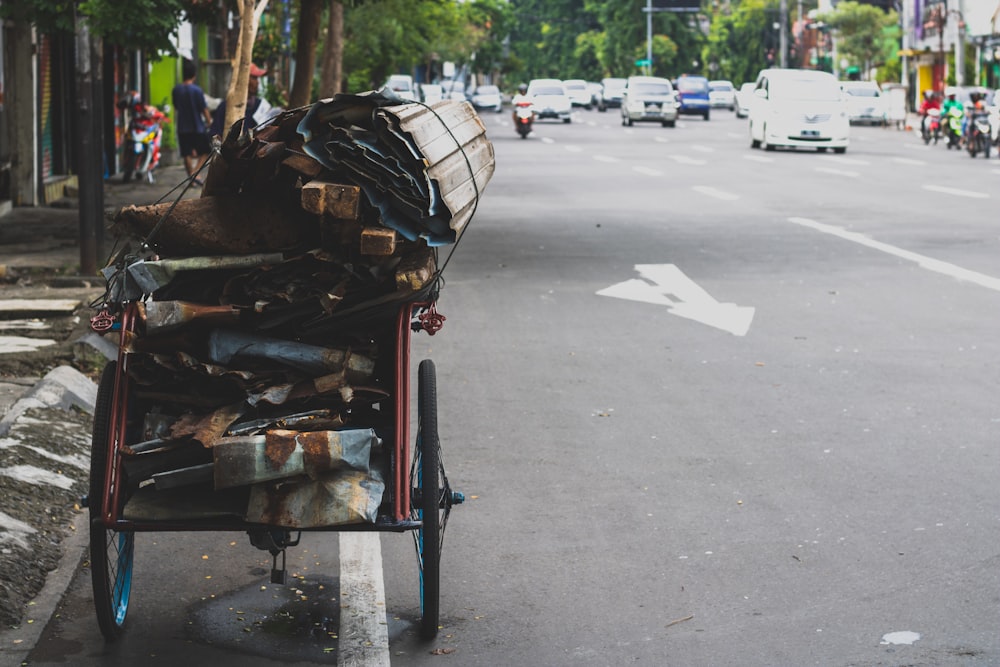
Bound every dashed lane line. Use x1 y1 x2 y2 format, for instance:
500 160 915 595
633 166 664 177
891 157 927 165
692 185 740 201
667 154 707 165
814 166 859 178
922 184 989 199
592 154 621 163
743 154 774 163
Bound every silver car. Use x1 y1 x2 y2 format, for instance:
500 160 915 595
621 76 678 127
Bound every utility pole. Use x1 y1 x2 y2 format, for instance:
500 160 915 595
780 0 788 68
74 9 104 276
646 0 653 75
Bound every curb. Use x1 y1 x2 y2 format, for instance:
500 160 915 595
0 365 98 666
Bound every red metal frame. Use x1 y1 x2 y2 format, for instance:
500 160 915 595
95 300 434 532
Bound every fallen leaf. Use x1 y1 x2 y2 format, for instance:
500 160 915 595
430 647 456 655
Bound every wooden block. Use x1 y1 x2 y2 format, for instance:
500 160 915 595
395 247 437 292
300 180 361 219
359 227 396 256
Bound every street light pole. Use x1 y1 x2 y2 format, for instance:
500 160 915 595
780 0 788 68
646 0 653 75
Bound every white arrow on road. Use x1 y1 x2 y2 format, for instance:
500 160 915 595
597 264 755 336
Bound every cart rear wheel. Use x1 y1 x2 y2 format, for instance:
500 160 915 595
413 359 442 639
89 362 134 641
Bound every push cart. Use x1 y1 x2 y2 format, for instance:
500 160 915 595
86 296 463 642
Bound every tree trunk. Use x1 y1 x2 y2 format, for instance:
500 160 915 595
224 0 270 131
289 0 324 107
319 1 345 97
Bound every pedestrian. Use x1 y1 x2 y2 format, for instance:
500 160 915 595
210 63 275 139
171 59 213 185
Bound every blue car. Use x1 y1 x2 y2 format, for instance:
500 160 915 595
675 75 711 120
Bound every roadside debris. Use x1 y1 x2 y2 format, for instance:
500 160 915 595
99 92 493 527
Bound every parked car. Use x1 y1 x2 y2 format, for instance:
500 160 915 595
675 75 711 120
470 84 503 113
598 77 627 111
385 74 418 102
621 75 678 127
527 79 572 123
419 83 445 104
437 79 469 101
563 79 593 109
708 80 737 110
748 68 849 153
841 80 888 126
735 82 756 118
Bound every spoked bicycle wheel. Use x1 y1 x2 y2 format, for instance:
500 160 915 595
89 361 134 641
410 359 462 639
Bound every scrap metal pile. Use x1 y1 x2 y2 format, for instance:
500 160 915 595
101 93 494 527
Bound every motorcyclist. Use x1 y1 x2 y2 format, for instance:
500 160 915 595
917 90 940 136
940 87 963 146
963 90 988 147
511 83 531 119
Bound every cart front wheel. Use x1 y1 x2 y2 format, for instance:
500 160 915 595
89 361 134 641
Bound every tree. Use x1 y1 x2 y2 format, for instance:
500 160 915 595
818 0 899 79
702 0 778 85
289 0 324 107
319 1 346 97
224 0 271 131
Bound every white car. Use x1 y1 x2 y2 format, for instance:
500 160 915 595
526 79 572 123
419 83 444 104
708 80 736 110
841 80 888 126
470 85 503 113
385 74 418 102
748 68 849 153
562 79 593 109
735 82 755 118
621 75 678 127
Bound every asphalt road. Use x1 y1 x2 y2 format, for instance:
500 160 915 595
23 108 1000 667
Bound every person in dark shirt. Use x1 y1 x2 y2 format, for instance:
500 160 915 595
210 63 273 139
171 59 213 185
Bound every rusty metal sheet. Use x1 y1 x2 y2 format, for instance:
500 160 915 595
140 300 243 334
244 469 384 527
126 253 284 293
213 428 378 489
168 402 248 448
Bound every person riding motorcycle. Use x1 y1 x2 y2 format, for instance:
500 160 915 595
963 90 989 151
917 90 940 136
941 88 964 147
511 83 531 121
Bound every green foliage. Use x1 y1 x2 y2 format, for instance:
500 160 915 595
703 0 779 85
818 0 899 79
0 0 199 55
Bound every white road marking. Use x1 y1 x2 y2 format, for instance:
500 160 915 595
597 264 754 336
891 157 927 166
824 155 869 165
655 136 670 143
788 217 1000 292
667 154 706 165
564 144 583 153
541 137 555 144
338 533 390 667
922 184 990 199
726 132 744 139
814 166 859 178
633 166 664 177
691 144 715 153
692 185 740 201
743 154 774 163
592 154 621 163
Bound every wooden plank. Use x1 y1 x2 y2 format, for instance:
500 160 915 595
395 247 436 292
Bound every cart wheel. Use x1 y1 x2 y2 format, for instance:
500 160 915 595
412 359 442 639
89 362 134 641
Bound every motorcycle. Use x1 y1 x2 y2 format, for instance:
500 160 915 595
966 110 992 159
943 106 963 150
921 108 941 145
119 94 165 183
514 101 535 139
